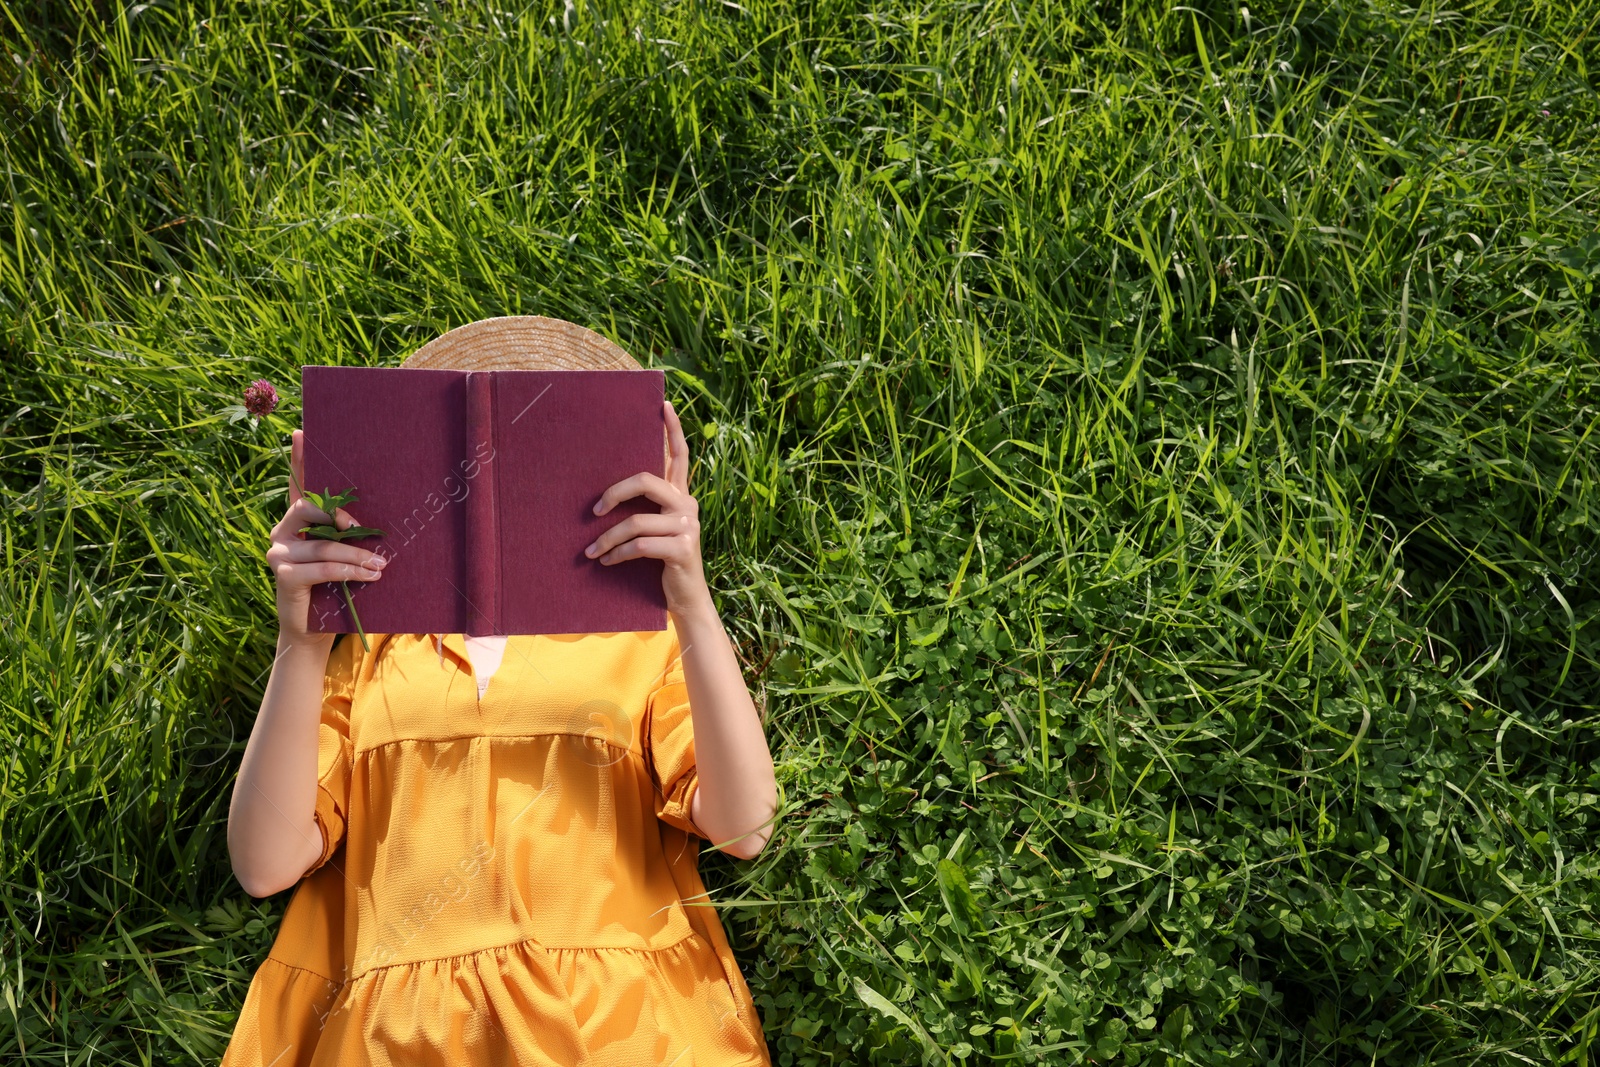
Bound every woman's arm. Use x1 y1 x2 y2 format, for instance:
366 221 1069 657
675 595 779 859
227 429 386 896
228 632 337 896
586 400 779 859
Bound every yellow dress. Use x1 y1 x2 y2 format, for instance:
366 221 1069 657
220 621 773 1066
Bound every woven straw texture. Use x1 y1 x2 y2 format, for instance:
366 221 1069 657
401 316 642 372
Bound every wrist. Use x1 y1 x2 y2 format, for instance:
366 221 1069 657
668 585 720 632
278 628 336 657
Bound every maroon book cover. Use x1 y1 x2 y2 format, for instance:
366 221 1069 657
300 365 667 636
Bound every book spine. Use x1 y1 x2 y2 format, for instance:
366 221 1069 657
464 372 499 635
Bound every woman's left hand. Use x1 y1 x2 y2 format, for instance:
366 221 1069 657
586 399 713 619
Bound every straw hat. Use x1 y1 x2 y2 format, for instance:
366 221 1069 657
401 315 642 372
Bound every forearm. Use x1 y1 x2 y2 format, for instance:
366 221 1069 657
226 631 333 896
675 596 777 859
587 403 778 858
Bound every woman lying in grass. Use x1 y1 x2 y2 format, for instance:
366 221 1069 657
222 390 778 1066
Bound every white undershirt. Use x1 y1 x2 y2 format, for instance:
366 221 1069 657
462 634 509 699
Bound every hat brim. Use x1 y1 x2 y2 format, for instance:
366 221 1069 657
401 316 642 371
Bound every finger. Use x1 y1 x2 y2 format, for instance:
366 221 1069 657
276 497 364 537
280 538 389 567
663 399 690 493
290 430 305 504
584 512 691 559
593 471 678 517
272 496 336 540
596 534 687 566
282 560 385 586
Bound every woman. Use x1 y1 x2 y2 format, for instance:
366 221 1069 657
221 343 778 1066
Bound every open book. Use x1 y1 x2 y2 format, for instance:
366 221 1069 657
300 365 667 637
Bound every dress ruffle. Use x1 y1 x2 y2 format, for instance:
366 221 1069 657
229 926 769 1066
344 931 764 1066
223 957 341 1064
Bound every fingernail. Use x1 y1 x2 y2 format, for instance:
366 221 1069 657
372 555 388 568
592 501 602 514
362 568 381 579
584 542 597 557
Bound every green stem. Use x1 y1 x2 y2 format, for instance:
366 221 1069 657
341 580 371 652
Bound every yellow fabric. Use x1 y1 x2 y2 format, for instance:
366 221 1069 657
221 621 772 1066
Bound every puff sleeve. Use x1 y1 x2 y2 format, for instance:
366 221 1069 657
304 632 359 878
643 626 705 840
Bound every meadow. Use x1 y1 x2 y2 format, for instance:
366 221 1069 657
2 0 1598 1063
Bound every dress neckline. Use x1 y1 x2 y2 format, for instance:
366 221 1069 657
442 633 518 705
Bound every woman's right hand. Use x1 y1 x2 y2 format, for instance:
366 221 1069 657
267 428 387 647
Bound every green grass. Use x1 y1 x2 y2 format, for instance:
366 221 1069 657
3 0 1598 1062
